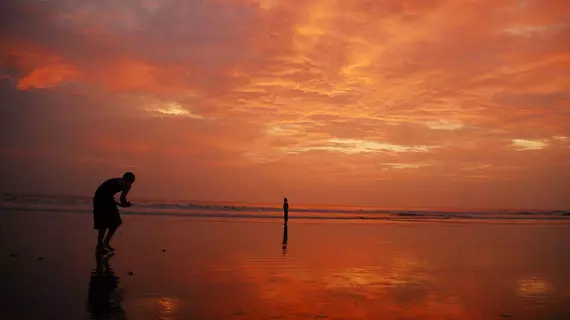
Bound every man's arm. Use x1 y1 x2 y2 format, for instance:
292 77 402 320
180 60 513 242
117 184 131 207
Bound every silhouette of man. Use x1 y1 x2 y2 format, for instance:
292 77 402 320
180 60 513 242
92 172 135 253
283 197 289 225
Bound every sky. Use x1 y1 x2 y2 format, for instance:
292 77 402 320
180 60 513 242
0 0 569 210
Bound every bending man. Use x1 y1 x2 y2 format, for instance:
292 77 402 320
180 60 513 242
92 172 135 253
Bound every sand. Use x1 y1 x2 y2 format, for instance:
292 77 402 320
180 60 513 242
1 210 570 320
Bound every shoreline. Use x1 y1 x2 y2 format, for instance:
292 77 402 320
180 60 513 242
2 193 568 215
3 207 570 226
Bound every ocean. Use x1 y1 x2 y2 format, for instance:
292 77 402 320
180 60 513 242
1 194 569 223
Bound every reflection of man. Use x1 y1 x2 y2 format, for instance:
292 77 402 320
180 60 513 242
283 198 289 225
87 252 126 320
282 225 288 254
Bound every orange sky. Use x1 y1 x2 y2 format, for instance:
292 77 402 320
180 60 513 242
1 0 569 209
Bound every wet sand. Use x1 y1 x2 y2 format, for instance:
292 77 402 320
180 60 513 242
1 210 570 320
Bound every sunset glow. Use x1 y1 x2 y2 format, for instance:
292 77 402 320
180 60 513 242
1 0 569 209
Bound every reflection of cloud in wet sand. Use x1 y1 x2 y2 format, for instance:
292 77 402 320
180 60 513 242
517 277 551 297
129 297 181 320
232 251 465 319
156 297 181 315
325 254 429 290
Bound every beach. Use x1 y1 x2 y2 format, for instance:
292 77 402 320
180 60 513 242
1 209 570 320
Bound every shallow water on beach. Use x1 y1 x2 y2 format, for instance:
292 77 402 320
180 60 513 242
1 210 570 319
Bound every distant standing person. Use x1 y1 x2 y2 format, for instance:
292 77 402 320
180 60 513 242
92 172 136 253
283 197 289 225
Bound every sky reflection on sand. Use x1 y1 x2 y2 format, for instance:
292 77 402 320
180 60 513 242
1 212 570 319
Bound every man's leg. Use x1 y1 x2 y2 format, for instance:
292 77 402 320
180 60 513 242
103 226 118 250
97 228 106 251
103 207 122 251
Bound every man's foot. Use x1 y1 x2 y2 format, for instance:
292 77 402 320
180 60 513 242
104 243 116 252
96 244 109 254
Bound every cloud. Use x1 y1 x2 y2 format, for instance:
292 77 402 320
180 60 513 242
425 119 464 131
306 138 435 154
512 139 548 151
145 101 205 119
381 162 430 170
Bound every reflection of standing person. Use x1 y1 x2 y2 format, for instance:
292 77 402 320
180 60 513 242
283 198 289 225
282 225 288 255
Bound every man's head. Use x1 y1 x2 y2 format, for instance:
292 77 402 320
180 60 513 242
284 197 288 202
122 172 136 185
